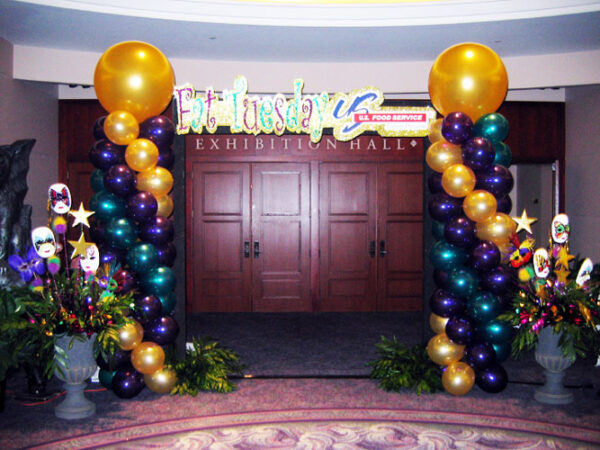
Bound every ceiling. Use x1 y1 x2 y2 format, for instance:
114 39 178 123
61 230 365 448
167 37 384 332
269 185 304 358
0 0 599 63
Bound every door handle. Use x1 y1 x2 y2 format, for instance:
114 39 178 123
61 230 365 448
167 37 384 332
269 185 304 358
369 240 376 258
244 241 250 258
380 240 387 257
254 241 261 258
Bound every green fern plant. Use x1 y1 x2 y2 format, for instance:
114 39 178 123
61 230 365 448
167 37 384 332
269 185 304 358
368 336 442 394
168 337 244 396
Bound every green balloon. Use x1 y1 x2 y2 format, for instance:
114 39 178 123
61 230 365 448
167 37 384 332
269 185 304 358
429 240 467 272
431 220 445 240
492 341 511 363
447 267 479 298
127 242 159 273
90 190 126 222
473 113 509 142
142 266 176 296
90 169 105 192
105 217 138 250
467 291 501 323
492 141 512 167
99 369 116 390
481 319 514 344
158 292 177 315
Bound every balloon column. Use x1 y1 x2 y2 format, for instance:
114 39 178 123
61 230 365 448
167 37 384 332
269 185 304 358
426 43 514 395
90 41 178 398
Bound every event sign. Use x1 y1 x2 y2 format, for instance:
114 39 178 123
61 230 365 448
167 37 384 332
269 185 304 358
174 76 436 143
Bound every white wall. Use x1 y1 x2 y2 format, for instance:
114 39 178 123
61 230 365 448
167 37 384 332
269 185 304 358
565 84 600 261
0 38 59 228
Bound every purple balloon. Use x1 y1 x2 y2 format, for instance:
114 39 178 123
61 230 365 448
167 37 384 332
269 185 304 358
89 218 106 244
481 265 513 295
98 244 127 266
89 139 126 171
139 115 175 148
428 193 463 222
156 242 177 267
139 216 174 246
112 369 145 399
445 316 475 345
427 171 444 194
476 165 514 197
462 137 495 173
97 349 132 371
127 191 158 223
441 112 473 145
104 164 137 197
133 294 163 326
496 194 512 214
475 363 508 393
144 316 180 345
469 240 501 273
429 289 465 318
444 216 477 248
93 116 107 140
464 342 497 370
433 268 449 289
113 269 138 294
157 146 175 171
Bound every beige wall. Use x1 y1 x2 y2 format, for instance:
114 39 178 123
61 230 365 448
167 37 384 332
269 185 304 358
565 84 600 261
0 38 59 228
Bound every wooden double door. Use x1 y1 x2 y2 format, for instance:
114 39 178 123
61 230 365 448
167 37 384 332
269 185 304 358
188 161 422 313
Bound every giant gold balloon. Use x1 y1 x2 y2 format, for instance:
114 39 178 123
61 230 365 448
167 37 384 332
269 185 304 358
126 138 159 172
137 166 174 197
144 366 177 394
131 341 165 375
463 190 497 223
427 333 465 366
442 361 475 396
428 43 508 122
442 164 476 198
156 194 174 217
94 41 175 122
429 313 449 335
476 212 517 245
104 110 139 146
425 140 463 173
428 118 444 144
118 320 144 351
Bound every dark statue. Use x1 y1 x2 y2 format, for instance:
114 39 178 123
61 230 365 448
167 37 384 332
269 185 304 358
0 139 35 287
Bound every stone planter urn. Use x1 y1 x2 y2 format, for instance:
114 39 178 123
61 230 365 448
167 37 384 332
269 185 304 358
534 326 575 404
54 333 98 419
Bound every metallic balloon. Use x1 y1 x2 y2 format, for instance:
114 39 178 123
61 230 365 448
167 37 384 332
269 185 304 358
447 267 479 299
495 194 512 214
141 266 176 296
475 165 514 198
89 190 127 222
127 242 160 273
144 366 177 394
112 369 145 399
104 164 137 197
492 141 512 167
125 138 159 172
155 194 174 218
464 341 496 370
444 216 477 248
133 294 163 326
157 146 175 171
442 361 475 396
126 191 158 223
469 240 501 273
144 315 180 345
462 137 495 173
105 216 138 250
425 140 463 173
445 315 475 345
442 163 476 198
429 312 449 335
481 265 513 295
131 341 165 375
117 320 144 351
139 216 174 246
429 289 466 318
158 292 177 315
99 369 116 390
466 291 501 323
139 115 175 148
93 116 107 140
429 240 468 272
441 111 473 145
136 166 174 197
155 242 177 267
104 110 139 146
428 193 464 223
476 213 516 245
89 139 126 171
473 113 509 143
479 319 514 344
427 332 465 366
463 190 497 223
475 363 508 393
113 269 138 294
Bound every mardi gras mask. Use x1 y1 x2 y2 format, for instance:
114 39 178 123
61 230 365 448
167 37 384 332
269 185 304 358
49 183 72 214
31 226 57 258
551 213 570 244
80 244 100 274
533 248 550 279
576 258 593 287
509 238 534 269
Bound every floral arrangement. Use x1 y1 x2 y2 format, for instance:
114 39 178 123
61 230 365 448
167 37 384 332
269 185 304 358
500 212 600 360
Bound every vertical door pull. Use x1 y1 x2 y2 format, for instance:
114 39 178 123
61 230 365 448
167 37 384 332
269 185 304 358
244 241 250 258
369 240 376 257
254 241 261 258
380 240 387 257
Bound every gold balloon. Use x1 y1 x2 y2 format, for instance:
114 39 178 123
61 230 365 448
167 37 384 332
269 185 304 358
94 41 175 122
441 164 476 198
463 190 497 223
126 138 159 172
429 313 449 335
104 110 139 146
428 42 508 122
144 367 177 394
476 212 517 245
426 333 465 366
131 341 165 375
425 140 462 173
427 118 444 143
442 361 475 396
156 194 174 217
137 166 174 197
118 320 143 351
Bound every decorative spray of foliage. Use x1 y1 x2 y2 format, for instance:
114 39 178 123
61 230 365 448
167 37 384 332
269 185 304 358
168 337 244 396
368 336 443 394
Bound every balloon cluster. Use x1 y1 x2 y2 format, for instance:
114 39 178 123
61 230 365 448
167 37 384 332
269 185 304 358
426 43 514 395
90 41 178 398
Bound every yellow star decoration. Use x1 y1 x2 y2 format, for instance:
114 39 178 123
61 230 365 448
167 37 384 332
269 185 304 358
512 210 537 234
555 246 575 270
69 202 95 228
554 265 571 284
68 232 94 259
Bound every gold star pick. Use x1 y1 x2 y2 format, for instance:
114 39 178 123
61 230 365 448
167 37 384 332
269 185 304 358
555 246 575 270
68 232 94 259
554 265 571 284
69 202 95 228
512 210 537 234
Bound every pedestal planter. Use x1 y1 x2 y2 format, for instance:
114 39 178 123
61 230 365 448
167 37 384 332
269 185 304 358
534 327 575 405
54 333 98 419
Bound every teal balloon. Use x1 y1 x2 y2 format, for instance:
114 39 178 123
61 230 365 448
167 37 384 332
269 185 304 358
90 190 126 222
90 169 105 192
492 341 511 363
447 267 479 298
127 242 159 273
105 217 138 249
473 113 509 142
492 141 512 167
429 240 467 272
158 292 177 315
99 369 116 390
480 319 514 344
142 266 176 296
432 220 445 240
467 291 501 323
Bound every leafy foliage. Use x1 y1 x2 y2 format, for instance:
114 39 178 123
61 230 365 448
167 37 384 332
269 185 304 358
368 336 442 394
168 337 244 396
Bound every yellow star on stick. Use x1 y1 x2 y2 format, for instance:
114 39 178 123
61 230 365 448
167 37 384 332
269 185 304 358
554 265 571 284
69 202 95 228
68 232 94 259
555 246 575 270
512 209 537 234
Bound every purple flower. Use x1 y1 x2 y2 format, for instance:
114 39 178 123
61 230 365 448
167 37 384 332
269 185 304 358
8 246 46 282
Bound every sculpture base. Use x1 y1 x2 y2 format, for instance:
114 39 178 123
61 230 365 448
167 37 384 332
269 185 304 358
55 382 96 420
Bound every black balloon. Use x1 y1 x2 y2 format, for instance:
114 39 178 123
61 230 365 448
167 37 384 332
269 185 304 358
89 139 126 171
464 342 496 370
139 216 174 246
93 116 107 141
429 289 465 318
427 171 444 194
157 146 175 171
139 115 175 148
433 268 449 289
481 265 513 295
104 164 137 197
469 240 501 273
156 242 177 267
475 165 514 198
495 194 512 214
96 349 132 371
444 216 477 248
462 137 495 173
127 191 158 223
112 369 145 399
428 193 463 222
445 316 475 345
475 363 508 393
133 294 163 326
145 315 180 345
